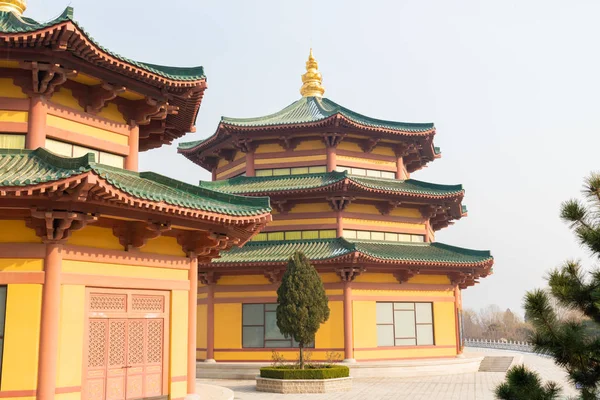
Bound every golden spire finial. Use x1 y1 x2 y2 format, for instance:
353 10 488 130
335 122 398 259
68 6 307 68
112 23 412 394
0 0 26 15
300 48 325 98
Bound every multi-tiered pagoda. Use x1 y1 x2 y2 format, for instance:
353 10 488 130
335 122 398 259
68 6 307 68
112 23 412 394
180 50 493 363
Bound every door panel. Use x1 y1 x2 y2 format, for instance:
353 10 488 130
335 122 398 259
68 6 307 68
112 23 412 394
107 319 127 400
145 319 163 397
84 290 167 400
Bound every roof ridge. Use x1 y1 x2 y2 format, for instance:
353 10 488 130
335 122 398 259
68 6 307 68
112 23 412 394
222 97 309 124
430 242 492 257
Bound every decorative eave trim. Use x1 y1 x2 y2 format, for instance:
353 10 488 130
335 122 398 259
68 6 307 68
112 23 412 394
202 252 494 270
0 171 272 226
0 20 206 88
178 115 436 157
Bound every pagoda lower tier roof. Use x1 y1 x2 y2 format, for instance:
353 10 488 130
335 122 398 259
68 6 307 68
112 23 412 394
0 149 271 221
200 171 464 200
208 238 493 269
0 8 205 83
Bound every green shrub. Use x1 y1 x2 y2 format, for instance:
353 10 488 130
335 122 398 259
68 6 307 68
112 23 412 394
260 365 350 380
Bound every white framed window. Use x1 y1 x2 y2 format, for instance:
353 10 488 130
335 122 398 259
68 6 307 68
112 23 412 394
376 302 434 346
336 165 395 179
242 303 314 348
46 139 125 168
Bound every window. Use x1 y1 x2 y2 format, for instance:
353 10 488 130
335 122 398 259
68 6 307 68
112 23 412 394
255 166 327 177
0 134 25 149
0 286 6 378
252 230 337 242
343 229 425 243
46 139 125 168
242 303 314 348
336 165 395 179
376 302 434 346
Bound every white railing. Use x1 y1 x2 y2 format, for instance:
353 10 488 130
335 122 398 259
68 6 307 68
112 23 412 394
464 338 552 357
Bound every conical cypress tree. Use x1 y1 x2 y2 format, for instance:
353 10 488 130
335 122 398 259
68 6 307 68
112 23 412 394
276 251 330 369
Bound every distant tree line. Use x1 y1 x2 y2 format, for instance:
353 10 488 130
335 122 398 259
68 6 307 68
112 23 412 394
463 305 532 342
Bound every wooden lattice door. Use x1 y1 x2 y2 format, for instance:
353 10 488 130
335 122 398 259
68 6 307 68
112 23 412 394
84 290 169 400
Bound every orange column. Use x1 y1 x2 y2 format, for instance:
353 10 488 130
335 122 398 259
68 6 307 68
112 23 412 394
336 211 343 237
26 95 47 150
326 145 336 172
187 254 199 394
343 281 354 362
205 284 215 362
395 155 407 180
125 122 139 171
454 285 463 355
246 150 255 177
37 243 63 400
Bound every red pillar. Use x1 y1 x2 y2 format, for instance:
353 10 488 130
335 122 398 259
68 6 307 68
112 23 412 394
26 95 47 150
454 285 463 355
336 211 343 237
246 151 255 177
395 155 407 180
343 281 354 362
205 283 215 362
125 122 139 171
326 145 336 172
37 243 62 400
187 255 198 395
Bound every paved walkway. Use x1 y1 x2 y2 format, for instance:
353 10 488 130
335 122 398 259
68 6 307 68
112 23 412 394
196 348 578 400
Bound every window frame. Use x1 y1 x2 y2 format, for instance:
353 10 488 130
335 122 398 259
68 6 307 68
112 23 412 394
242 303 314 349
376 302 435 347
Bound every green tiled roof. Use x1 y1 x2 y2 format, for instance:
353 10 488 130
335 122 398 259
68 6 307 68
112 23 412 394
178 97 434 150
0 148 270 217
199 172 463 197
221 97 434 131
0 8 205 81
211 238 492 265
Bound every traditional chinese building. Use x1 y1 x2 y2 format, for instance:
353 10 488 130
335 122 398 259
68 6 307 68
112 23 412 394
179 50 494 363
0 3 271 400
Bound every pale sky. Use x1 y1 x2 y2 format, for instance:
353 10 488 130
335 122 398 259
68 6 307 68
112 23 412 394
27 0 600 314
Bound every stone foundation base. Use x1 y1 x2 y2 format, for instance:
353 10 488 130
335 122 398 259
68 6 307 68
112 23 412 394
256 376 352 393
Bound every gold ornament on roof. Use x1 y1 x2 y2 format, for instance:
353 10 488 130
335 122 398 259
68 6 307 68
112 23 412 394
300 48 325 98
0 0 26 15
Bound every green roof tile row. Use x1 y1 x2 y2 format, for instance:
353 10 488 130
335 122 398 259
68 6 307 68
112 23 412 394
199 171 463 197
211 238 492 265
0 148 270 217
178 97 435 150
0 8 205 81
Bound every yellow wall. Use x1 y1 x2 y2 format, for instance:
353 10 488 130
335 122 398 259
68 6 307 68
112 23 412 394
288 202 331 213
1 284 42 391
214 303 242 349
140 236 186 257
67 225 123 250
56 285 85 391
218 275 271 285
296 140 325 151
51 88 85 112
315 301 344 349
337 141 395 157
256 143 284 153
46 115 128 146
170 290 188 399
0 78 27 98
0 258 43 272
62 260 188 281
433 302 457 346
352 301 377 349
197 304 207 349
97 102 127 124
216 162 245 179
0 110 28 123
353 273 451 285
269 218 336 227
0 220 42 243
337 155 396 168
344 203 422 219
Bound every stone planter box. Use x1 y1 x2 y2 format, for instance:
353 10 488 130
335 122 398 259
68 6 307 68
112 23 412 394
256 376 352 394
